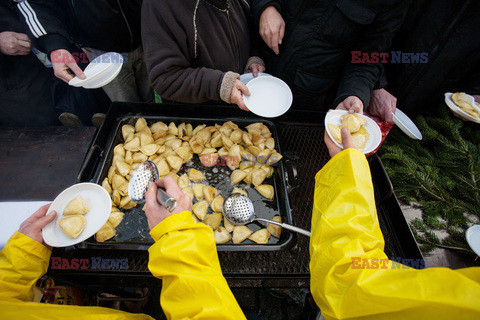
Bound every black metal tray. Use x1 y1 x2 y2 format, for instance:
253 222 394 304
78 109 295 251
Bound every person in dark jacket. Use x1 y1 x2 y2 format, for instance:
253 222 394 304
251 0 412 116
16 0 153 106
369 0 480 118
141 0 265 110
0 0 58 126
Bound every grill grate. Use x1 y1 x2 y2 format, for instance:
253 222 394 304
51 122 402 281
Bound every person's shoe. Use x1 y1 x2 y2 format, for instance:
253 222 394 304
92 113 106 129
58 112 83 127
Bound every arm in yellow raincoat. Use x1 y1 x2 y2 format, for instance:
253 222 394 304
310 148 480 320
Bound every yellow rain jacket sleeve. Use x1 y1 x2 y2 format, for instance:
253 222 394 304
310 148 480 320
0 232 152 319
148 210 246 320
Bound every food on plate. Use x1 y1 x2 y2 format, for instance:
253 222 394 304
249 228 270 244
328 114 370 152
452 92 480 118
267 216 282 239
204 213 222 230
63 195 89 215
192 200 208 220
188 168 205 181
58 215 86 238
211 195 224 213
214 227 231 244
232 225 253 244
255 184 274 200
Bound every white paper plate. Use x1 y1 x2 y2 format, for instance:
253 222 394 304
240 72 272 85
325 110 382 154
392 108 422 140
243 76 292 118
42 183 111 247
444 92 480 124
68 52 123 89
466 225 480 257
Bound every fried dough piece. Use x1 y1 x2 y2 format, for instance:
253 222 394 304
63 196 89 215
58 215 86 238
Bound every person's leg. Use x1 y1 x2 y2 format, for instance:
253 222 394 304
132 46 155 103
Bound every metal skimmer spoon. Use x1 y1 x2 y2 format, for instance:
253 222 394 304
128 161 177 212
223 193 311 237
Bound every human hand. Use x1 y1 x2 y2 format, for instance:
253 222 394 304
0 31 31 55
144 176 192 230
324 127 354 158
259 6 285 55
18 204 56 249
246 62 266 77
369 88 397 123
50 49 86 83
336 96 364 115
230 79 251 111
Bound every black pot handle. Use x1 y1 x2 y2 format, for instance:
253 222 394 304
77 144 102 182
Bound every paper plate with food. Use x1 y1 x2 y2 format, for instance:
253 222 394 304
445 92 480 124
325 110 382 154
42 183 111 247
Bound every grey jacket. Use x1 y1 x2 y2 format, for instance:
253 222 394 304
142 0 262 104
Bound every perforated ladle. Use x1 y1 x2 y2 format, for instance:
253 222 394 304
128 161 177 212
222 193 311 237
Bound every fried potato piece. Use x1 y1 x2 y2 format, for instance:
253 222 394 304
96 221 116 242
204 213 222 230
63 195 89 215
255 184 274 200
135 118 148 133
58 215 86 238
203 186 217 203
108 210 124 228
232 187 248 197
211 195 224 213
122 125 135 141
102 178 112 195
340 114 361 133
214 227 231 244
150 121 168 133
188 168 205 181
124 137 141 152
132 152 148 163
351 132 368 152
327 124 342 144
112 174 128 190
174 146 190 160
249 228 270 244
178 173 190 189
232 225 253 244
140 144 159 156
155 158 170 177
223 218 235 233
115 160 131 177
192 200 208 220
182 187 194 201
231 169 247 184
192 184 204 201
267 216 282 239
251 169 268 187
166 155 183 172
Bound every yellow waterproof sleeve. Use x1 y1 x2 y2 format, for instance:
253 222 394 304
0 232 51 301
310 148 480 320
148 210 246 320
